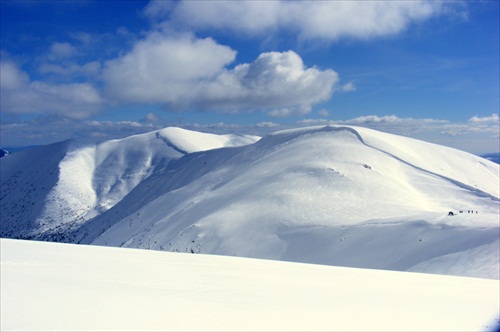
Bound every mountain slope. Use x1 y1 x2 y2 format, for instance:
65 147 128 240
1 125 498 278
0 127 259 239
0 140 70 239
73 126 499 278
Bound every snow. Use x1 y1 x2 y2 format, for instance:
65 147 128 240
0 127 259 239
37 145 97 231
156 126 260 153
1 125 499 330
1 125 498 280
77 126 499 279
407 239 500 278
1 238 498 332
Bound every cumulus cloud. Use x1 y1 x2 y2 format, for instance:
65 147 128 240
103 32 237 105
281 1 442 41
229 51 337 114
103 33 338 115
2 31 339 121
145 0 455 41
145 0 280 35
0 61 102 119
195 50 337 116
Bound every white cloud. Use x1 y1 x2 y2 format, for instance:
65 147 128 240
347 115 404 124
87 120 145 128
281 1 441 41
340 82 356 92
0 61 102 119
297 115 407 127
103 33 338 115
103 32 237 105
223 51 337 115
145 0 457 41
266 108 301 118
37 39 102 79
142 0 176 21
256 121 279 128
145 0 280 35
2 31 339 120
47 42 78 60
468 114 499 123
0 61 29 90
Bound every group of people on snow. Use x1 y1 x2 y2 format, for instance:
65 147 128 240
448 209 478 216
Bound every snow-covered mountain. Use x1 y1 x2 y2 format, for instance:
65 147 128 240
1 125 498 279
0 127 259 240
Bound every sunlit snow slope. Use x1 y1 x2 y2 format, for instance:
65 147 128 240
1 125 498 279
1 238 498 332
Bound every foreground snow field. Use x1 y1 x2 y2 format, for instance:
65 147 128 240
1 238 499 332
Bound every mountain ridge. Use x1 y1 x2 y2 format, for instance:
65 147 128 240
1 125 498 278
0 127 259 239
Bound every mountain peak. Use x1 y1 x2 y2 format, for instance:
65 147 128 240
156 126 260 154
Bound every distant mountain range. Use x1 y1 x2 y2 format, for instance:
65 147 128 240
0 145 43 157
3 144 498 163
481 152 500 164
1 126 498 279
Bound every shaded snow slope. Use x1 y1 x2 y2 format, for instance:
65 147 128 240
407 239 500 278
1 238 499 332
0 141 70 239
0 127 259 239
71 125 499 278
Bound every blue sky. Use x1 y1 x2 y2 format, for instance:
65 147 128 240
1 0 499 154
